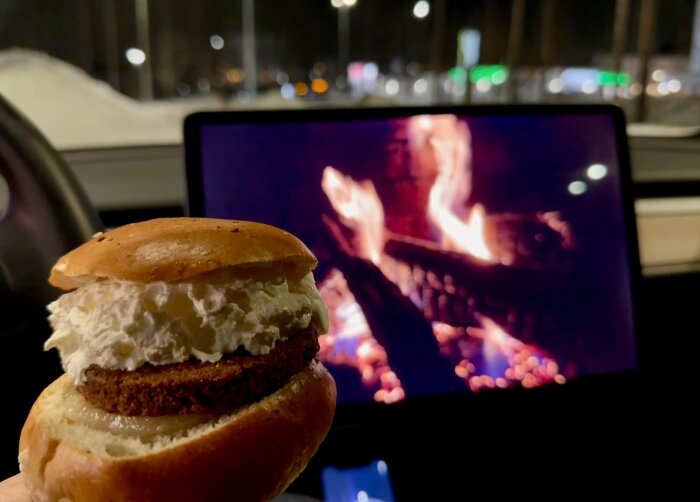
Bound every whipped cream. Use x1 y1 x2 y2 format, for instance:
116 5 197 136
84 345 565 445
45 270 329 383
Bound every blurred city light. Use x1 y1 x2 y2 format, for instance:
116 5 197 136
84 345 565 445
331 0 356 7
226 68 244 84
581 80 598 94
629 82 643 96
448 66 468 83
312 78 329 93
209 34 224 50
560 68 600 93
413 1 430 19
586 164 608 180
295 82 309 96
475 78 491 93
491 69 507 85
362 62 379 81
125 48 146 66
348 62 364 84
651 69 666 82
547 78 564 93
413 78 428 94
667 79 682 93
598 71 631 86
616 73 632 86
276 72 289 85
568 181 587 195
280 83 295 100
385 79 400 95
469 65 508 84
597 71 615 86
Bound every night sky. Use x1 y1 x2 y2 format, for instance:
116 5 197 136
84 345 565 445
1 0 696 98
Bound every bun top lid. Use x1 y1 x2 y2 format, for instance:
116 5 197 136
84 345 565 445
49 218 318 290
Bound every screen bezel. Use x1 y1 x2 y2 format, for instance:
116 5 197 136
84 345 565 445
183 104 643 427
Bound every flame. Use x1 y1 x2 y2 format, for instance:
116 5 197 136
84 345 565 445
318 117 568 399
320 168 408 403
321 166 385 265
410 115 494 262
429 201 492 261
471 315 525 357
538 211 576 249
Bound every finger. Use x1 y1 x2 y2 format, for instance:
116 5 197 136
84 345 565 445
0 473 31 502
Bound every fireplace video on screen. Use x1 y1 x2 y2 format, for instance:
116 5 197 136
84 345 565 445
198 113 638 405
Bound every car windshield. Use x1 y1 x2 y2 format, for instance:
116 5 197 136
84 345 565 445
1 0 699 150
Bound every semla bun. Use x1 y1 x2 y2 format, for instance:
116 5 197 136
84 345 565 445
20 363 335 502
49 218 318 290
20 218 336 502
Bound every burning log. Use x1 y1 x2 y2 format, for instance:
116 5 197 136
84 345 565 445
315 118 572 397
382 232 570 342
321 216 461 396
385 232 562 299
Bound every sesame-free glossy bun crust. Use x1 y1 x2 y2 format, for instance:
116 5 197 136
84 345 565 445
49 218 317 290
19 363 336 502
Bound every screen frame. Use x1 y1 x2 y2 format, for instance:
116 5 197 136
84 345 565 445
183 104 643 427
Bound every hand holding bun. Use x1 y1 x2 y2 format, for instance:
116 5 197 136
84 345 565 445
0 474 30 502
18 218 336 502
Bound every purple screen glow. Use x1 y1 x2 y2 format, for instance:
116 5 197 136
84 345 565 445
195 113 638 405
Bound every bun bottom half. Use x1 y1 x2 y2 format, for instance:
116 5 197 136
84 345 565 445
19 361 336 502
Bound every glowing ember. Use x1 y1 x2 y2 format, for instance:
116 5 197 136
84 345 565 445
461 315 565 392
409 114 494 262
538 211 575 249
433 317 566 392
317 268 405 403
321 166 385 265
